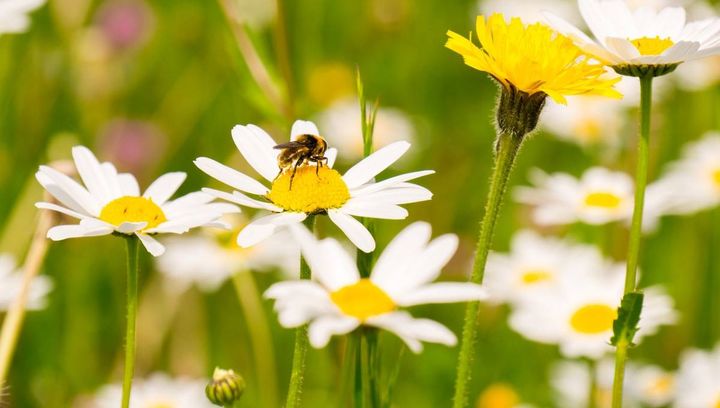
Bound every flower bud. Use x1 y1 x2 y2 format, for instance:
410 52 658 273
206 367 245 407
495 84 547 140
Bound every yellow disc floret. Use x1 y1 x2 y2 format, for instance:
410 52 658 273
330 279 396 321
476 383 521 408
630 36 674 56
584 191 622 209
569 304 617 334
712 169 720 188
99 196 167 230
445 14 621 104
521 270 552 284
267 166 350 214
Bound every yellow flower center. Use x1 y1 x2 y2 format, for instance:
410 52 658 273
646 374 674 397
630 36 674 56
584 192 622 209
330 279 396 321
99 196 167 230
569 304 617 334
715 398 720 408
521 269 552 285
712 169 720 188
267 166 350 214
146 402 173 408
476 383 520 408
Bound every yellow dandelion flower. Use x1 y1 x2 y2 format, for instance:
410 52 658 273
446 14 621 105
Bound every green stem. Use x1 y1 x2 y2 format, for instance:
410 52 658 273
232 270 279 408
121 236 140 408
354 329 380 408
611 74 653 408
285 217 316 408
587 359 597 408
452 132 523 408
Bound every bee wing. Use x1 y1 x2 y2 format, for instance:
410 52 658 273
273 141 303 150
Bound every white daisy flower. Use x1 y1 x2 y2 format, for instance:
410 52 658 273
87 372 214 408
485 230 607 305
264 222 487 353
675 343 720 408
315 98 416 161
540 93 627 147
551 358 673 407
650 132 720 215
194 119 433 253
0 253 52 311
545 0 720 71
509 264 678 359
156 215 299 293
0 0 45 35
35 146 237 256
514 167 634 226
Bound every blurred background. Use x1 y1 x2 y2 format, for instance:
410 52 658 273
2 0 720 406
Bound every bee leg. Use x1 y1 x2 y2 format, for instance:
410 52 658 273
289 157 304 190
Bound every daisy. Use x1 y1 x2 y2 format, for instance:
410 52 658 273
545 0 720 76
315 98 416 161
156 215 299 293
674 343 720 408
35 146 236 256
0 0 45 35
0 253 52 311
509 264 677 359
651 132 720 215
194 120 433 253
552 358 675 407
514 167 634 226
88 372 214 408
484 230 607 305
446 13 621 106
264 222 487 353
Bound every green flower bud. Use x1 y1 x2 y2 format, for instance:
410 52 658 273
495 84 547 141
206 367 245 407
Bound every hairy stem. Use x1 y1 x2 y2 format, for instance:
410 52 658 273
122 235 140 408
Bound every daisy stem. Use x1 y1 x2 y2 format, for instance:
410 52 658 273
611 73 653 408
354 328 380 408
453 132 523 408
231 270 278 408
121 235 140 408
286 216 316 408
587 359 597 408
0 208 53 395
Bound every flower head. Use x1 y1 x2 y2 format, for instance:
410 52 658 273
0 0 46 35
35 146 237 256
264 222 487 352
0 253 52 311
446 14 621 104
90 372 215 407
514 167 634 226
675 343 720 408
509 263 677 359
545 0 720 77
195 120 433 253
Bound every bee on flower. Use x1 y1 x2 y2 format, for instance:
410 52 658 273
35 146 237 256
264 222 487 352
195 120 433 253
514 167 635 227
0 253 52 311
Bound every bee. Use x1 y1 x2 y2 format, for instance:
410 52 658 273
274 134 329 190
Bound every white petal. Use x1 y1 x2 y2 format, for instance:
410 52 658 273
605 37 641 60
395 283 487 307
72 146 111 203
202 188 282 212
308 316 359 348
137 234 165 256
339 199 408 219
148 212 223 234
35 202 87 220
371 222 431 290
350 170 434 196
237 212 306 247
401 234 459 289
291 120 320 138
327 210 375 253
325 147 338 168
36 166 101 215
143 172 186 205
358 185 433 205
232 124 280 182
100 162 123 200
309 238 361 291
194 157 269 195
161 192 214 217
116 221 147 234
117 173 140 197
366 311 456 353
342 141 410 188
46 222 113 240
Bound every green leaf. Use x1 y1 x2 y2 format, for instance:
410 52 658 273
611 291 644 347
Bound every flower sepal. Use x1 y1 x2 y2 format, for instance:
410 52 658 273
496 84 547 139
612 63 679 78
